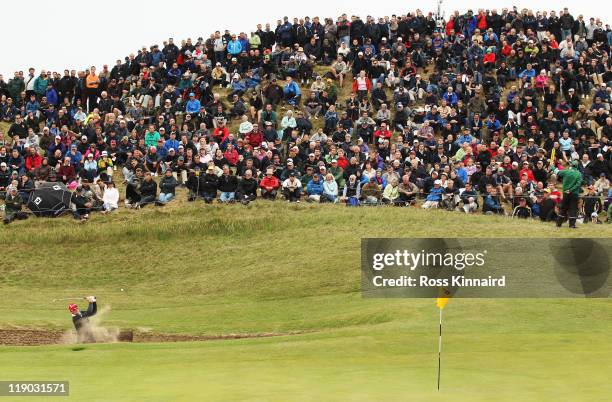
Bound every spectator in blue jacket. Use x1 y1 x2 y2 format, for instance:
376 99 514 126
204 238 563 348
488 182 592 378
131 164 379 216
442 87 458 106
484 187 505 214
66 144 83 171
227 35 242 56
518 63 536 82
164 132 180 154
185 93 201 115
455 129 473 146
45 84 59 105
25 95 40 115
422 179 444 209
283 77 301 106
306 173 324 202
485 114 502 132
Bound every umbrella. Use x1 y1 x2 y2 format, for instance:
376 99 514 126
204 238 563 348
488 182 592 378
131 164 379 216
27 182 72 217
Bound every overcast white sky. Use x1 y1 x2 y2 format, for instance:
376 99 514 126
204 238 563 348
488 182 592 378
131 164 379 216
2 0 610 78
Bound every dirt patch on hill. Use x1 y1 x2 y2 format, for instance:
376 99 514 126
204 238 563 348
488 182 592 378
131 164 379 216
0 329 303 346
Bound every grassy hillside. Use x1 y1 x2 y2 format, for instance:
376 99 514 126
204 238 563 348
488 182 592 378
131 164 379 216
1 205 612 401
1 203 610 332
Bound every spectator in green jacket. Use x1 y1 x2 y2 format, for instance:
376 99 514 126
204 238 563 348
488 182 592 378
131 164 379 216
3 187 28 224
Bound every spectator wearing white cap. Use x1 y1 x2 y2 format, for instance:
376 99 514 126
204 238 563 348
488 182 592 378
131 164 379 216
422 179 444 209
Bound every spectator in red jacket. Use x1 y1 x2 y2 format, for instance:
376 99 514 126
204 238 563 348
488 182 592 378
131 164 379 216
260 167 280 199
374 122 392 142
213 121 230 142
245 124 264 148
519 162 536 182
477 11 488 30
352 70 372 100
58 157 77 184
25 148 42 172
482 48 496 71
336 149 349 170
223 144 239 166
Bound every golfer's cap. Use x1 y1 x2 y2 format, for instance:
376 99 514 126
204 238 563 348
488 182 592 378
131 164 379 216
528 138 534 142
87 154 94 157
102 150 108 156
331 159 338 163
597 153 603 157
207 165 215 171
434 179 442 185
522 161 529 165
81 135 88 140
169 148 175 152
512 161 519 166
265 121 272 125
289 172 296 176
55 135 61 139
286 158 293 164
189 92 195 97
498 167 505 172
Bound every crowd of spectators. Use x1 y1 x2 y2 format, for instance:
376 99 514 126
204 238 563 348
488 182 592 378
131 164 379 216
1 6 612 225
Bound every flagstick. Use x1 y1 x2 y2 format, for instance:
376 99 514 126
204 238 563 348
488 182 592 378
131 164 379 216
437 307 443 390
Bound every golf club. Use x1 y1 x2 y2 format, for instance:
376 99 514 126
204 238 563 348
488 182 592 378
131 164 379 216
52 297 87 302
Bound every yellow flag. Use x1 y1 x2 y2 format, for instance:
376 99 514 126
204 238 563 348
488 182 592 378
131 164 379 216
549 148 556 162
436 297 449 309
436 288 451 309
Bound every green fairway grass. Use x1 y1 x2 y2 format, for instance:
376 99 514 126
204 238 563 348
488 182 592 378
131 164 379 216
1 204 611 401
